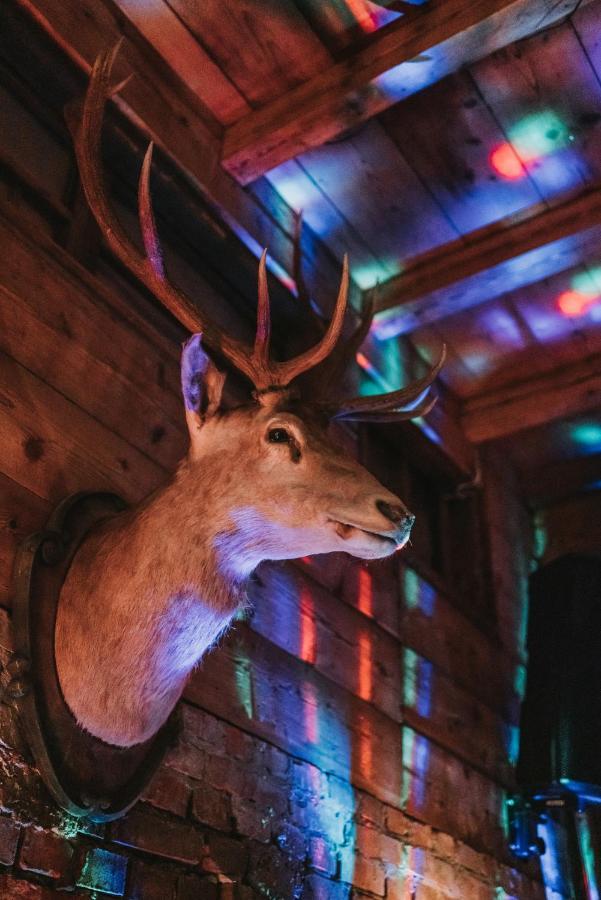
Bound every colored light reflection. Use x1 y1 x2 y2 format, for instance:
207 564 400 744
343 0 377 31
401 728 430 810
403 648 432 718
572 422 601 452
235 654 254 719
358 631 373 702
558 265 601 318
300 586 317 664
491 110 571 181
301 680 319 745
402 568 436 616
358 567 373 617
491 143 526 180
558 290 596 317
576 813 600 900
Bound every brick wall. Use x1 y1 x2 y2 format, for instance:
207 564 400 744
0 7 560 897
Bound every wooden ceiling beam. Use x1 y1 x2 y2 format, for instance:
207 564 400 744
373 184 601 334
222 0 583 185
15 0 359 309
462 353 601 443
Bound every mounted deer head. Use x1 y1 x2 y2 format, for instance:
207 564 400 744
55 45 444 747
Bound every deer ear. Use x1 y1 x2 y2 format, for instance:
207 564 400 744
181 334 226 440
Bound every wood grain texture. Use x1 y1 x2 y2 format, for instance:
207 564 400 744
111 0 250 126
13 0 352 308
222 0 583 183
381 70 542 235
165 0 331 107
375 184 601 326
463 352 601 442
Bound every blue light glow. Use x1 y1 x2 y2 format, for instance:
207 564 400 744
571 422 601 453
401 728 430 810
402 567 436 616
576 813 600 900
234 654 254 719
403 648 433 718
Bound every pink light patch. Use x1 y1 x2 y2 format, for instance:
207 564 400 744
490 144 527 180
557 290 596 318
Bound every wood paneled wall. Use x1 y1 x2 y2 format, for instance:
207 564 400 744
0 11 556 900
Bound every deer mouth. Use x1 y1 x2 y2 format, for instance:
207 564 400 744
331 519 400 549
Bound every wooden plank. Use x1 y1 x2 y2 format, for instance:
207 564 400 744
13 0 351 307
0 212 184 409
463 352 601 442
397 562 522 723
112 0 250 126
471 12 601 199
0 280 186 472
381 70 542 235
165 0 331 107
184 623 509 856
0 220 187 471
0 349 165 504
0 474 50 608
374 185 601 330
251 564 516 784
222 0 583 184
293 119 457 268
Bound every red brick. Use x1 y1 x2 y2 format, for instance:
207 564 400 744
0 876 51 899
178 873 220 900
247 842 303 899
142 767 191 817
356 793 385 830
18 827 73 879
340 853 385 896
308 835 336 877
127 859 177 900
191 784 232 832
304 873 351 900
0 816 20 865
111 808 203 865
165 741 206 780
355 825 403 869
201 831 249 879
274 823 307 861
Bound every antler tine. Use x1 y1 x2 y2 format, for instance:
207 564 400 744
138 142 165 279
292 211 310 309
75 42 265 382
76 43 352 394
332 344 446 420
253 249 271 372
270 254 349 387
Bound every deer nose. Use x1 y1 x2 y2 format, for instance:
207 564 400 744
376 500 415 537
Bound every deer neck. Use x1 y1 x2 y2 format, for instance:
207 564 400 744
55 454 255 747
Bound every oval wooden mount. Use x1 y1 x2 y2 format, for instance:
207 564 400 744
10 491 180 822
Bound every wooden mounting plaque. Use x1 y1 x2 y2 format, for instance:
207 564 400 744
9 492 179 822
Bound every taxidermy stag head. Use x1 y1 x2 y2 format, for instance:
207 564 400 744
55 46 444 747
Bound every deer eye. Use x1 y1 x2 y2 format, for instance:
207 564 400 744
268 428 291 444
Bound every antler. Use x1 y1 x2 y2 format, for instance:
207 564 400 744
73 43 349 392
292 213 375 388
327 345 446 422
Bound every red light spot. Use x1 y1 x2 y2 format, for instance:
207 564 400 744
358 631 372 701
558 290 593 317
344 0 377 31
490 144 526 180
358 568 373 617
300 586 316 664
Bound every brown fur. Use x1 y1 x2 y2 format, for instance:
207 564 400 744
55 350 411 747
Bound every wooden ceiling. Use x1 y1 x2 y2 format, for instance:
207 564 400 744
16 0 601 501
